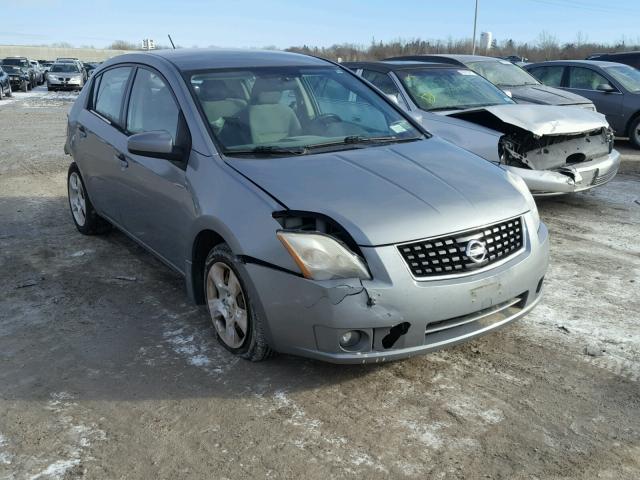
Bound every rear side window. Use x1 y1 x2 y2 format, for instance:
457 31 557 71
126 68 179 141
93 67 132 125
528 66 564 87
568 67 611 91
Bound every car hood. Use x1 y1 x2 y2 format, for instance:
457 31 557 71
227 138 529 246
508 84 592 106
449 104 609 138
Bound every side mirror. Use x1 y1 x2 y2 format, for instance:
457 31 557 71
386 93 400 105
128 131 180 160
596 83 616 93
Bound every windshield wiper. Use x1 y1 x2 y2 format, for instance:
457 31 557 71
225 145 308 156
304 135 420 150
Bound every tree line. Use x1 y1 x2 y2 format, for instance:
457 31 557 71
285 33 640 62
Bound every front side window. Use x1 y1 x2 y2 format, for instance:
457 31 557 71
467 60 539 87
188 66 422 156
396 68 514 111
93 67 132 125
361 70 407 108
126 68 179 140
528 66 564 87
568 67 612 91
605 65 640 93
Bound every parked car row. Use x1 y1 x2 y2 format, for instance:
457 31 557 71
0 56 104 97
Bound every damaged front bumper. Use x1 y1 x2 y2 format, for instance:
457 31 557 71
505 149 620 196
243 214 548 364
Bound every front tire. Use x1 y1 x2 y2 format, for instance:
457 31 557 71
204 243 274 361
22 80 28 92
6 83 11 97
67 164 111 235
629 116 640 149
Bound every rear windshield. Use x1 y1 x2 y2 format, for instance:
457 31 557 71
395 68 514 111
605 65 640 92
50 64 81 73
188 65 423 157
466 59 539 87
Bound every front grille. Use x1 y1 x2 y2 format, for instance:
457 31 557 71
593 168 617 186
398 217 525 278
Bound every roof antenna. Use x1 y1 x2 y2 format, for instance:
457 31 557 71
168 34 176 50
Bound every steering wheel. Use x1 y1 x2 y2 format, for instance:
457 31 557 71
315 113 343 125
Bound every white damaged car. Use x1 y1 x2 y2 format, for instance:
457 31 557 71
346 61 620 195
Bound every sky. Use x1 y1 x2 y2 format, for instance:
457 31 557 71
2 0 640 49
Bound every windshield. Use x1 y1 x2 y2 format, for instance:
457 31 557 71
189 66 423 156
466 59 539 87
50 64 80 73
395 68 514 111
2 58 27 67
1 65 21 73
605 65 640 92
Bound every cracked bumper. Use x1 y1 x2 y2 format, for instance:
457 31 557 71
505 149 620 196
244 214 549 364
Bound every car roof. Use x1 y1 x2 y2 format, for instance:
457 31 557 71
526 59 624 67
118 48 331 71
588 51 640 57
342 60 458 72
386 54 501 65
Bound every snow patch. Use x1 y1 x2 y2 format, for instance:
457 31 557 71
400 420 445 449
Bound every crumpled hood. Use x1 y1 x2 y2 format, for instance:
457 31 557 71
450 104 609 138
509 84 593 106
228 138 529 246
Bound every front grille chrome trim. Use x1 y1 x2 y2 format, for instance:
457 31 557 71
396 215 528 282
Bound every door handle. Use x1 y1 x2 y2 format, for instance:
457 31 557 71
78 125 87 138
115 152 128 169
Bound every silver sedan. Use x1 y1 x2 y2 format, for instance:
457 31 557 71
64 49 548 363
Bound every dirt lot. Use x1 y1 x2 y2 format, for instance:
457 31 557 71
1 88 639 480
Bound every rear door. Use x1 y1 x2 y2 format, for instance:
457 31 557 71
117 66 194 271
73 66 133 223
563 66 624 129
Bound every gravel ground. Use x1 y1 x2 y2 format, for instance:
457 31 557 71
1 88 639 480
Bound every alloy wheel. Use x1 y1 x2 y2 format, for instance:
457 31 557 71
68 172 87 226
206 262 248 349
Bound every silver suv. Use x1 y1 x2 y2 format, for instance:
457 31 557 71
64 49 549 363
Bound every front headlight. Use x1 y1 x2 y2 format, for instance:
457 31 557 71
277 231 371 281
507 171 540 231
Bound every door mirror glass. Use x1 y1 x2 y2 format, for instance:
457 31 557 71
596 83 616 93
128 131 176 159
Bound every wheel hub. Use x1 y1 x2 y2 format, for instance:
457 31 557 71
206 262 248 349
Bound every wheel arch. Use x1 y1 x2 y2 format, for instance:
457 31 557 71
625 110 640 137
189 228 227 305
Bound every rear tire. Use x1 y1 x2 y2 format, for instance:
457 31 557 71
629 116 640 149
204 243 274 362
67 163 111 235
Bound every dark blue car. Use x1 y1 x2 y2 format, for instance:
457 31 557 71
525 60 640 148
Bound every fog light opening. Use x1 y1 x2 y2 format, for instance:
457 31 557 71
340 330 362 349
381 322 411 349
536 276 545 294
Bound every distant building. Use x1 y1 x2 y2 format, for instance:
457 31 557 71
142 38 155 50
480 32 493 51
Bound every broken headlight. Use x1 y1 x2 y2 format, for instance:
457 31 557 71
277 231 371 281
507 172 540 232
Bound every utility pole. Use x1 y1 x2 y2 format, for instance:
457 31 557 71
472 0 479 55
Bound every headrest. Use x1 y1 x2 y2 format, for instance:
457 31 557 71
200 79 232 101
251 78 284 104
